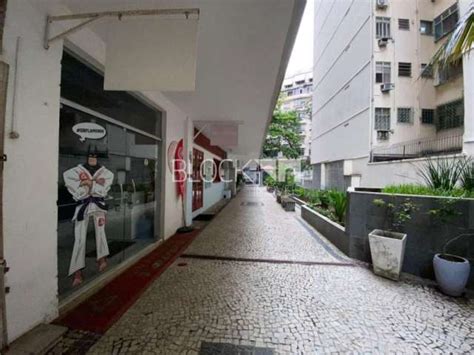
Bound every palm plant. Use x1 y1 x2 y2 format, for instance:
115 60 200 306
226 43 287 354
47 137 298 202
460 159 474 192
429 5 473 68
328 190 347 225
417 157 466 191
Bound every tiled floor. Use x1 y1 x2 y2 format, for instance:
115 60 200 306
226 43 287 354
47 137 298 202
61 187 474 354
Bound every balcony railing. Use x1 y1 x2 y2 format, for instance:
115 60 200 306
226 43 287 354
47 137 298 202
371 133 463 162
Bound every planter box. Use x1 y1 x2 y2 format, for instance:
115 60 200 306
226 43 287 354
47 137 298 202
346 191 474 289
281 197 295 212
301 205 349 255
368 229 407 281
290 195 306 206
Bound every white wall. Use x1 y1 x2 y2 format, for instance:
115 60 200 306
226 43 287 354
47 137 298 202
352 154 464 188
1 0 189 342
311 0 371 164
1 0 62 342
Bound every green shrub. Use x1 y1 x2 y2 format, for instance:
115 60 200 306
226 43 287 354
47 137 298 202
328 190 347 224
417 157 466 191
460 161 474 192
382 184 474 198
264 175 275 187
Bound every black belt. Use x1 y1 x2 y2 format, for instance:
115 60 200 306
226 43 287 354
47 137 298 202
76 196 108 221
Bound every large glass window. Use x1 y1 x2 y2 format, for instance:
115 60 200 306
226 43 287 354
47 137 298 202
58 52 162 298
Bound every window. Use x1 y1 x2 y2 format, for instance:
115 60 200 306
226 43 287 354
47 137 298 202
436 99 464 131
375 62 391 83
398 18 410 30
437 60 463 85
421 109 435 124
420 20 433 35
295 80 305 85
398 62 412 77
434 4 459 41
284 84 292 89
421 63 433 78
397 107 413 123
375 108 391 130
376 17 391 38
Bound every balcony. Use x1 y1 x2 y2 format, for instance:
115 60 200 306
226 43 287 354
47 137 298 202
370 133 463 162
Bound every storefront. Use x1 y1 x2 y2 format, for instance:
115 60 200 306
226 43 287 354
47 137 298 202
57 52 163 297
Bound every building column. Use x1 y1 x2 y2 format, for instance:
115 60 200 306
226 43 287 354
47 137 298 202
462 52 474 156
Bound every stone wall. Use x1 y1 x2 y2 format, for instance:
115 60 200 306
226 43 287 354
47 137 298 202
346 191 474 288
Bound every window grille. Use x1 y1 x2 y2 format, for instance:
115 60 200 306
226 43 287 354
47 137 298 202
398 62 412 77
398 18 410 30
375 108 391 130
436 99 464 131
376 17 391 38
421 109 435 124
397 107 413 123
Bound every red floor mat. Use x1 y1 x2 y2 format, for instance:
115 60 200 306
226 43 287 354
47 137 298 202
54 229 200 334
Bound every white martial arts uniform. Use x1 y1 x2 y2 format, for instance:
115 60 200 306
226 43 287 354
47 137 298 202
63 164 114 275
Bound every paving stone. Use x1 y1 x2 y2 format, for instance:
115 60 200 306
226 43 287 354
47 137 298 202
57 187 473 354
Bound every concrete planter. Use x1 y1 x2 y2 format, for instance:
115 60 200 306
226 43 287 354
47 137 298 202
368 229 407 281
290 195 306 206
301 205 349 255
433 254 471 297
276 191 282 204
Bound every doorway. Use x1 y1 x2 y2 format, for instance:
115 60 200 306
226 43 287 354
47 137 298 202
192 148 204 211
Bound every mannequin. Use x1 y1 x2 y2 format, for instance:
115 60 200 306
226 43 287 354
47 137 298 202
63 147 114 287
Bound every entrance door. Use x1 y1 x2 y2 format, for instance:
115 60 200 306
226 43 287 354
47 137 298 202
192 148 203 211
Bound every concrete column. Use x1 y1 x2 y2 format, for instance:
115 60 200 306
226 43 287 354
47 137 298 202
462 52 474 156
460 1 474 156
320 163 326 190
184 117 193 226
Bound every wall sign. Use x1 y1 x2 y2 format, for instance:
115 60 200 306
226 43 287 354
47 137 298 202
72 122 107 142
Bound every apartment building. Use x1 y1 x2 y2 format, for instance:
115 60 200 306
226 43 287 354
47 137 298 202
311 0 473 189
281 71 313 157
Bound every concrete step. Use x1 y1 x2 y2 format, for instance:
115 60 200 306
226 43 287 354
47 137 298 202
7 324 68 355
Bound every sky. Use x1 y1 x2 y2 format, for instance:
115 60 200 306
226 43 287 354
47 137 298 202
285 0 314 78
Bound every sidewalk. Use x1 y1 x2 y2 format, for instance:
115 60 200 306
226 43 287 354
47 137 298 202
64 187 474 354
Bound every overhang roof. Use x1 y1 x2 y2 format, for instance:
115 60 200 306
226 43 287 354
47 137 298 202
50 0 306 162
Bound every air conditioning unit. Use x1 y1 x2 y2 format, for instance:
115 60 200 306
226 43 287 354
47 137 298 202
378 37 389 47
376 0 388 9
380 83 395 92
377 130 390 140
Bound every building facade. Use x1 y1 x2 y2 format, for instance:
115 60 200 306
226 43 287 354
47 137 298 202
0 0 304 345
311 0 473 189
280 71 313 158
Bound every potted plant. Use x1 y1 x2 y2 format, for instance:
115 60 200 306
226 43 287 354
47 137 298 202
370 198 418 280
264 176 275 193
429 198 472 297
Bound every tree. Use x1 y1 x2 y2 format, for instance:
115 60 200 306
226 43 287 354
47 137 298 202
262 109 303 159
